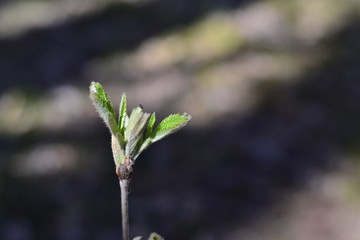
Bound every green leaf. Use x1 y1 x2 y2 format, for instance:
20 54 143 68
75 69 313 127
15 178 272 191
125 106 150 158
89 82 118 135
118 92 128 134
151 113 191 142
111 134 125 166
145 113 156 139
133 237 142 240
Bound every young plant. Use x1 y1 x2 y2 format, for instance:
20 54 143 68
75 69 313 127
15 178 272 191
89 82 191 240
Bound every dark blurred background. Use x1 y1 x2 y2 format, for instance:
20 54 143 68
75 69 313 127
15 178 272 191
1 0 360 239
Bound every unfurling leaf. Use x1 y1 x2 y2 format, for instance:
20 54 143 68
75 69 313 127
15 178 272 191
89 82 118 135
118 92 128 134
150 113 191 142
111 134 125 166
125 106 150 158
90 82 191 165
145 113 156 139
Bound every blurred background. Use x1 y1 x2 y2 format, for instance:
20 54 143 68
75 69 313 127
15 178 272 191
1 0 360 239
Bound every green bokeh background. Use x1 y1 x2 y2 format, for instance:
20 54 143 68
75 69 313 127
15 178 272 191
1 0 360 239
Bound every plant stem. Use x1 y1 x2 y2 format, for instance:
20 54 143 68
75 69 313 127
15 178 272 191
119 179 130 240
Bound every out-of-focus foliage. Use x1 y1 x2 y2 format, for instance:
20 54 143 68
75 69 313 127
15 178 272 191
133 232 164 240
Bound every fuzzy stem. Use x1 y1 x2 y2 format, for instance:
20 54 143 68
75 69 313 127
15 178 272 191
119 179 130 240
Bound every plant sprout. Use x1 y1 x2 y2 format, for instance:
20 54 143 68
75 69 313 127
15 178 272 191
89 82 191 240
